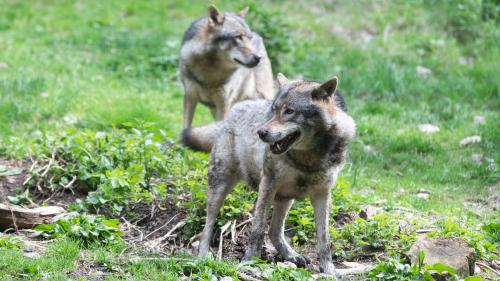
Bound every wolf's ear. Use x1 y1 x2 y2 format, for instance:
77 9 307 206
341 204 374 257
208 5 224 25
238 6 249 18
277 73 289 87
312 76 338 100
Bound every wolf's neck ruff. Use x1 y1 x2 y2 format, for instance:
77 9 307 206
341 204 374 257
284 137 348 173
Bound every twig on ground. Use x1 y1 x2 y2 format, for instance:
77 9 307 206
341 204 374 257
121 216 143 242
236 217 253 228
149 203 156 220
143 213 179 240
161 219 187 239
10 207 18 232
218 221 231 260
477 262 500 276
416 228 435 233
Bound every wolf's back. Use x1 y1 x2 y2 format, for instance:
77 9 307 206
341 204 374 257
181 122 223 152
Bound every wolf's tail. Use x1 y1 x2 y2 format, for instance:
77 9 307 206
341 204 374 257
181 122 223 152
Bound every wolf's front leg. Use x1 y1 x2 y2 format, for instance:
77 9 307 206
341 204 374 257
311 189 335 275
242 175 275 261
269 198 310 267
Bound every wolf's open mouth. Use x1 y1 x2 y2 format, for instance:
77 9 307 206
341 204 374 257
234 58 259 68
270 131 301 154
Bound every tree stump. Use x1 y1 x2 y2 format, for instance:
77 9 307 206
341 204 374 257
406 236 476 277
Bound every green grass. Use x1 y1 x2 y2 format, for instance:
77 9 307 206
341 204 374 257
0 0 498 279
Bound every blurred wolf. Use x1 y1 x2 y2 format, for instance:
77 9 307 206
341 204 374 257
179 5 274 129
182 74 356 275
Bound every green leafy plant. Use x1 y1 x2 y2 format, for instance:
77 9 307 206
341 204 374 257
0 235 24 249
481 222 500 243
368 256 485 281
9 120 183 213
239 259 314 281
7 188 32 206
331 213 416 259
34 214 122 246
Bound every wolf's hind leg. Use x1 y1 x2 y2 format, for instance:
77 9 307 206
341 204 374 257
198 139 238 257
183 94 198 129
269 198 310 267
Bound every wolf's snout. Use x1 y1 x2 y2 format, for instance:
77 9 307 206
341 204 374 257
250 55 262 67
257 127 269 140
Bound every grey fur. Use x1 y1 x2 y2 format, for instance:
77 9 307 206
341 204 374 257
179 6 274 129
186 76 356 275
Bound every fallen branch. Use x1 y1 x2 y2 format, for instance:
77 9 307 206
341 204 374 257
143 213 179 240
477 262 500 276
0 203 65 229
144 219 188 250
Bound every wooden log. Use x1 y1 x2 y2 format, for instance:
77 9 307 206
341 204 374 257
0 203 65 230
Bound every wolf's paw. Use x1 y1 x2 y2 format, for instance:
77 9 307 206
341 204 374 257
197 242 211 257
285 254 310 268
319 261 335 275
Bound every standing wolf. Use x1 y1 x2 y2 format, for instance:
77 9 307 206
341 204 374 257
182 74 356 274
179 5 274 129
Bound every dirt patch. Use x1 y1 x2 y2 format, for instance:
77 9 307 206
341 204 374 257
0 158 30 202
0 157 88 208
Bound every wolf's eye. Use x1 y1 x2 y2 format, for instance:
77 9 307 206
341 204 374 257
284 108 295 115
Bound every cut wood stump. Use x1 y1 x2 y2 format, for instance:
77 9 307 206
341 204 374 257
406 236 476 277
0 203 65 230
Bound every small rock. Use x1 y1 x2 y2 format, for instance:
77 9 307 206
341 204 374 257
363 145 374 153
23 252 40 259
359 205 381 220
460 136 481 147
0 62 8 69
434 39 445 47
219 277 234 281
373 199 387 206
418 124 439 134
63 115 78 125
277 261 297 269
459 56 474 65
406 236 476 277
416 66 432 78
470 154 483 164
418 189 431 194
473 115 485 125
416 193 429 200
191 240 199 248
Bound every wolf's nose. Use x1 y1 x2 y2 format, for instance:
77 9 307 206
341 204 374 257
257 128 269 139
254 55 262 63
